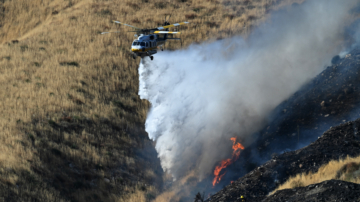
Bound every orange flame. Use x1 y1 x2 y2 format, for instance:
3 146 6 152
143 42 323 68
212 137 244 187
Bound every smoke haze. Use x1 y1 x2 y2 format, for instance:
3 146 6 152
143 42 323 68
138 0 359 180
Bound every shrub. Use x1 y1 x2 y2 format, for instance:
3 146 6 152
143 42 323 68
127 3 140 10
20 45 28 52
192 7 203 12
336 162 360 179
205 21 218 28
99 9 112 15
185 14 197 19
154 2 167 9
59 61 79 67
290 179 304 188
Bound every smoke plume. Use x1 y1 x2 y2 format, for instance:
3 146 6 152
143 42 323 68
138 0 359 180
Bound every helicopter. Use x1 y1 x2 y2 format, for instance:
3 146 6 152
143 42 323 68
101 15 189 61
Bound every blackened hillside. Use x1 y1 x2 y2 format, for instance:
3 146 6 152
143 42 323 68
208 48 360 201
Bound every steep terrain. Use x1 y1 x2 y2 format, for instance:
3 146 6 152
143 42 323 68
0 0 303 201
219 47 360 186
207 47 360 201
208 117 360 201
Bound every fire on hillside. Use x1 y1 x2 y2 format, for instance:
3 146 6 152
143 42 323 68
212 137 244 186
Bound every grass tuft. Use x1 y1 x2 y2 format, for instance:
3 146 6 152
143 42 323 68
273 155 360 195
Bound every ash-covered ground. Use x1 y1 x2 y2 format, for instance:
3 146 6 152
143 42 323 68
205 48 360 201
208 118 360 201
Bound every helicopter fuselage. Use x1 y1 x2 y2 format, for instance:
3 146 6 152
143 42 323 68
131 34 166 59
107 19 188 60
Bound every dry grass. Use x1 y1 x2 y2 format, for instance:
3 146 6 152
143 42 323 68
0 0 303 201
272 155 360 194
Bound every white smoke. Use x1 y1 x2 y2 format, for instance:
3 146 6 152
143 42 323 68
138 0 359 180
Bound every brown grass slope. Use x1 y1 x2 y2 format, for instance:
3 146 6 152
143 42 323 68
0 0 302 201
273 156 360 194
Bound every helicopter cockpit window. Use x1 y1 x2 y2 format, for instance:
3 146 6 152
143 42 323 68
140 42 145 47
132 42 139 46
145 42 149 47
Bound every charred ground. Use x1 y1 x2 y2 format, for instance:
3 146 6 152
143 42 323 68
208 117 360 201
207 48 360 201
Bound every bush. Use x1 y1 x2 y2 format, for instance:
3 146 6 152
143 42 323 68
331 55 341 65
127 3 140 10
290 180 304 188
192 7 203 12
20 45 28 52
99 9 112 15
336 162 360 179
59 61 79 67
146 192 156 200
154 2 167 9
185 14 197 20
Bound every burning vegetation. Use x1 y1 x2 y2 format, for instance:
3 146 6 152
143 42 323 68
212 137 244 186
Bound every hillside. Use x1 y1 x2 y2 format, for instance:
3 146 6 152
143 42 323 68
217 47 360 187
208 117 360 201
0 0 303 201
206 47 360 201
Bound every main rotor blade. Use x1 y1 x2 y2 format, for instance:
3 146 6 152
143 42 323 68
154 31 181 34
155 22 189 31
112 20 141 30
101 31 121 34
